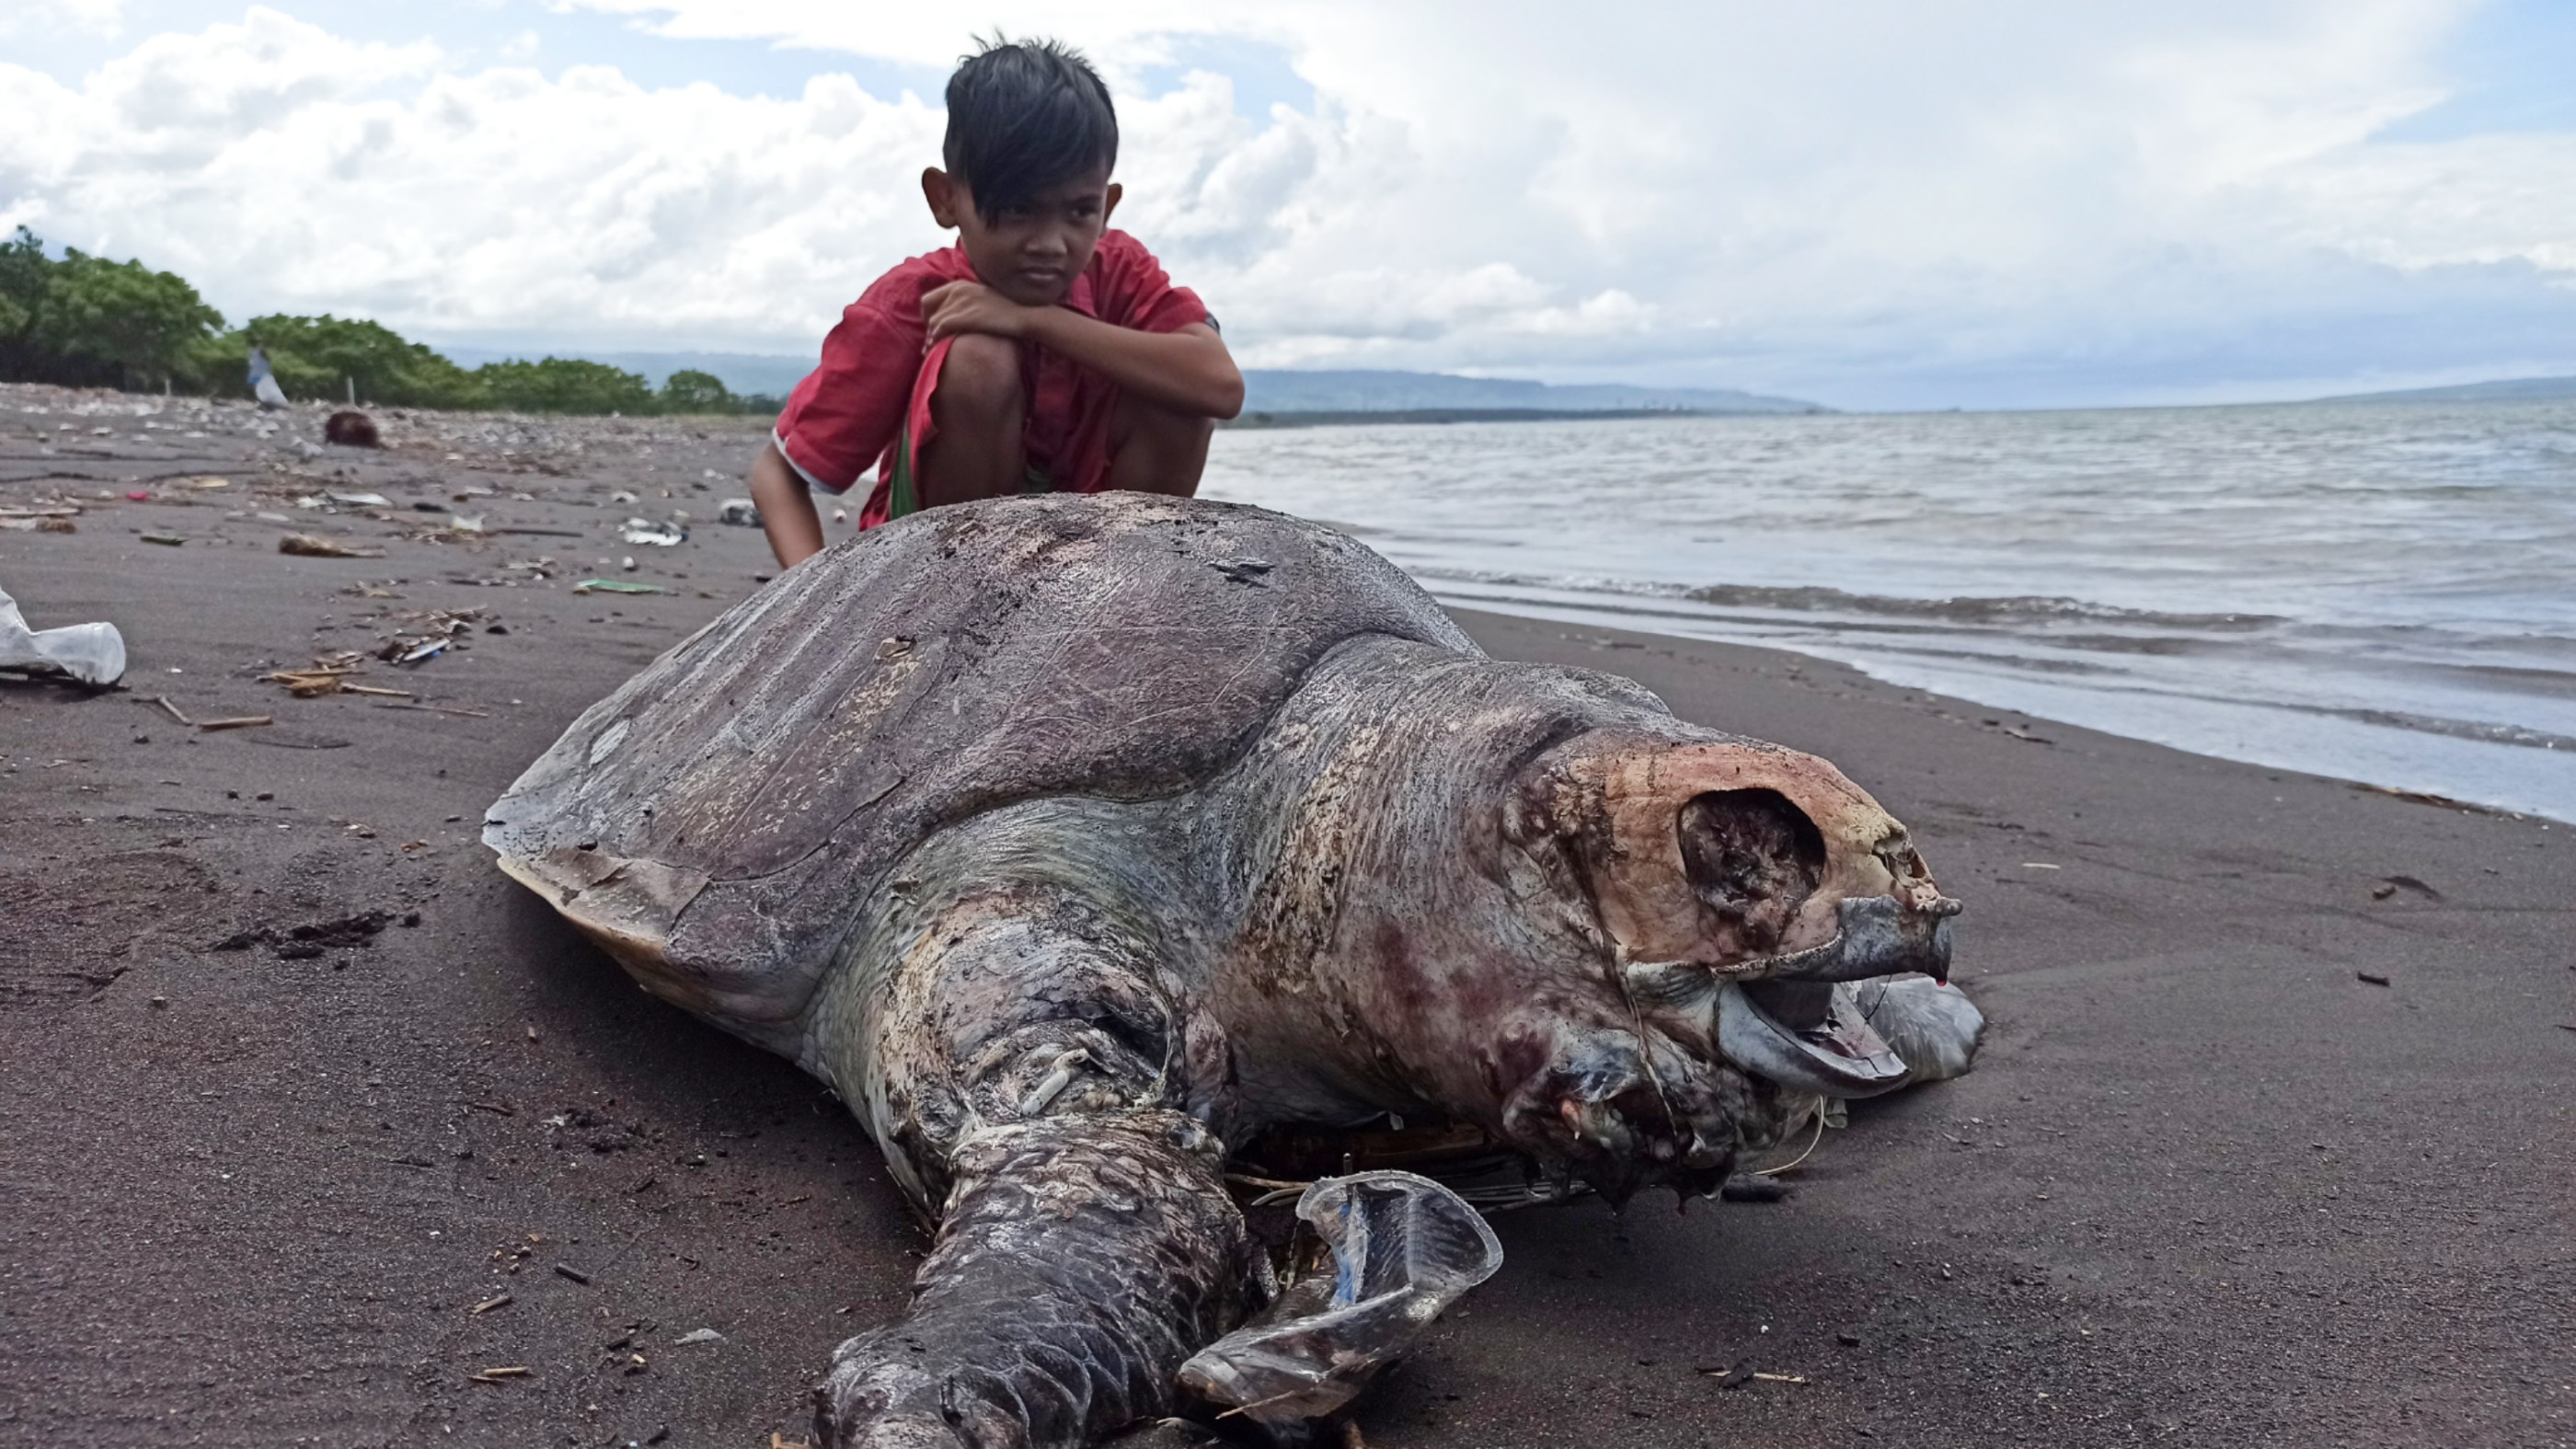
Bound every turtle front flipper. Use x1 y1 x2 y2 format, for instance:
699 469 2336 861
813 886 1263 1449
818 1111 1257 1449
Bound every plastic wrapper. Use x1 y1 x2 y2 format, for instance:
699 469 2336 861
1179 1170 1501 1429
0 582 125 685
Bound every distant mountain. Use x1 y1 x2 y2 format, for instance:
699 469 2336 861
2314 375 2576 404
1241 369 1827 415
420 351 1829 418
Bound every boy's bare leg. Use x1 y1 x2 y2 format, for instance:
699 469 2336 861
914 334 1028 508
1103 393 1214 498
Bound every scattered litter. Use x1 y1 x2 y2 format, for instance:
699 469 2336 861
449 514 486 533
141 533 185 546
374 607 486 665
673 1328 725 1346
553 1263 592 1285
620 518 685 546
573 579 667 594
468 1293 513 1315
718 498 761 526
620 556 638 571
181 476 230 489
2356 972 2392 987
411 500 446 513
326 490 392 509
213 911 393 957
0 583 128 684
2020 862 2060 870
267 661 414 699
195 715 274 731
324 410 382 448
281 534 385 558
1751 1372 1809 1385
610 489 638 504
469 1366 530 1384
127 489 152 501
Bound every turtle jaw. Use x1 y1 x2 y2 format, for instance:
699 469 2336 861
1511 729 1965 1110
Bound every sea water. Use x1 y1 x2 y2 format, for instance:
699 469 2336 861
1201 397 2576 822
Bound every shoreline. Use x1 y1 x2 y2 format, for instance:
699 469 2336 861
1432 590 2563 825
4 394 2570 1446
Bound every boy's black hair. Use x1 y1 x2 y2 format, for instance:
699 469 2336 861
943 37 1119 221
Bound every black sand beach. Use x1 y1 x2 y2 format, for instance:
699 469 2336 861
2 387 2570 1448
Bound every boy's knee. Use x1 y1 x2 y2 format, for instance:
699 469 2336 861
936 335 1022 419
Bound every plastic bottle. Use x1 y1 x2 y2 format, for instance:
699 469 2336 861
0 583 127 685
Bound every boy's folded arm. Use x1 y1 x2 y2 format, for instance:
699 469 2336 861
1032 311 1241 419
935 294 1236 420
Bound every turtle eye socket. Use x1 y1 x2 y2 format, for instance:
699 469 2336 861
1677 788 1825 953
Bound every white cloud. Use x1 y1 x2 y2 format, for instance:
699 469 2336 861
4 0 2574 405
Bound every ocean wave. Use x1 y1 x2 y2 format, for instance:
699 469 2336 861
1410 566 2283 632
1679 581 2282 631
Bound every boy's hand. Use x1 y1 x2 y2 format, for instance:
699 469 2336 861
921 281 1036 342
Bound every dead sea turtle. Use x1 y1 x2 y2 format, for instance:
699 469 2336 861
485 493 1978 1448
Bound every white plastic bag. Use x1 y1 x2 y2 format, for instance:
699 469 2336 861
1849 975 1986 1085
0 582 126 685
1179 1170 1502 1427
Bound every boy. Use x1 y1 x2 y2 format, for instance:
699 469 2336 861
749 38 1243 569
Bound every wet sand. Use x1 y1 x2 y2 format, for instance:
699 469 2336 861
2 385 2570 1447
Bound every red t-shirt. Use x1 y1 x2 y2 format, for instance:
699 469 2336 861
773 230 1210 528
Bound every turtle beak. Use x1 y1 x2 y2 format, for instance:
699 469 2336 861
1732 891 1960 984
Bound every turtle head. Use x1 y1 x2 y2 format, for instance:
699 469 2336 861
1457 724 1961 1200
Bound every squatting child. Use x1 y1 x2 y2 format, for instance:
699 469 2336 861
747 38 1242 568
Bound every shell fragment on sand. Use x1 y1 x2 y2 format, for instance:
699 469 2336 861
280 535 385 558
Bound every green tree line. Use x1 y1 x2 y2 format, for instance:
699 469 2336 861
0 227 780 417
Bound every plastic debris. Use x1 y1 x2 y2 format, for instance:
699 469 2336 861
717 498 762 527
572 579 668 594
142 533 185 546
1179 1171 1501 1427
0 581 128 685
1847 975 1987 1086
620 518 685 546
673 1328 725 1346
326 491 392 509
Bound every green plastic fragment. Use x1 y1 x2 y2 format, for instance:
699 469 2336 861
571 579 669 594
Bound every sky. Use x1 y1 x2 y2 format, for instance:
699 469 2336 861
4 0 2574 410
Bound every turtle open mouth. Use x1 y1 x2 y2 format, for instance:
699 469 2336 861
1719 977 1912 1097
1713 891 1961 1098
